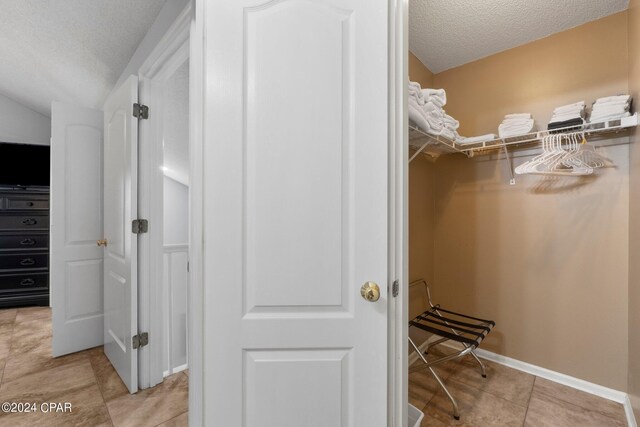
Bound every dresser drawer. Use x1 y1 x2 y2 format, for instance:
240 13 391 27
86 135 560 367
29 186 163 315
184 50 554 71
0 252 48 272
4 196 49 211
0 233 48 251
0 272 48 293
0 215 49 231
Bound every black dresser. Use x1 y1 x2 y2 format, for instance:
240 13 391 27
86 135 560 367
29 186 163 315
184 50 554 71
0 188 49 307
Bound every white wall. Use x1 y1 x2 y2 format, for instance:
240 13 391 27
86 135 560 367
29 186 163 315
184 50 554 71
0 93 51 145
163 176 189 245
163 173 188 375
112 0 190 92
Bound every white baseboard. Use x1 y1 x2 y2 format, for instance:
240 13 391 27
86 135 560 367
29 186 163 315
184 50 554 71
410 339 638 427
625 395 638 427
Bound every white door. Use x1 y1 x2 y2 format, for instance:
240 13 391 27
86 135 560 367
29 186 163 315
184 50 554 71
51 101 104 357
202 0 389 425
103 75 139 393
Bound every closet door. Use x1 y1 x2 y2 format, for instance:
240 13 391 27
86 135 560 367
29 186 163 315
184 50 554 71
51 101 104 357
202 0 389 426
102 75 139 394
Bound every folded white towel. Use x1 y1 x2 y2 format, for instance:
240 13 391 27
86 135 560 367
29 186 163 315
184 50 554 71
594 95 630 104
501 118 533 126
593 100 630 109
499 119 535 138
504 113 532 119
589 111 631 123
457 134 497 145
553 101 585 114
550 112 583 122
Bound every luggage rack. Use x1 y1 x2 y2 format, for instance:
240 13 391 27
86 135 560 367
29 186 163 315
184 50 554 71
408 280 495 420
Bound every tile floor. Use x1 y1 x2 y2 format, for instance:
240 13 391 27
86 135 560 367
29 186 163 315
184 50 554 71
0 306 188 427
409 346 628 426
0 306 628 426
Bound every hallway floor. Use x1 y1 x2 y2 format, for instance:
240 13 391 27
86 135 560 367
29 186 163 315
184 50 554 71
0 306 187 427
409 346 627 426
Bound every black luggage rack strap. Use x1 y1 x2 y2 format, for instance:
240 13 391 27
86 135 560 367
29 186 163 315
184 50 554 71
409 305 495 350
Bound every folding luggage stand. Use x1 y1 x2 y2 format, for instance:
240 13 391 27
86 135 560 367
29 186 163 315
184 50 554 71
408 280 495 420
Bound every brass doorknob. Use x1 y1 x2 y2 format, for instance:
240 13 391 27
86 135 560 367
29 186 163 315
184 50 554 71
96 239 108 247
360 281 381 302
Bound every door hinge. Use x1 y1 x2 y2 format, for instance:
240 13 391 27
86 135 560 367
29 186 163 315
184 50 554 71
132 332 149 349
392 280 399 298
132 219 149 234
133 103 149 119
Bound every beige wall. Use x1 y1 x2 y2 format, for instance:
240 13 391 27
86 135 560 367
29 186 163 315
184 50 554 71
409 12 632 390
433 12 629 137
409 156 435 285
409 51 433 88
628 0 640 418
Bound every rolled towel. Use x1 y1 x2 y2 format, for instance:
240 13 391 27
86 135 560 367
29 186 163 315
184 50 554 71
442 113 459 130
422 88 447 107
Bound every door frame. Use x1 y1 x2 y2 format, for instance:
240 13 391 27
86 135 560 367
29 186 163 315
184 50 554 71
389 0 409 425
137 2 193 390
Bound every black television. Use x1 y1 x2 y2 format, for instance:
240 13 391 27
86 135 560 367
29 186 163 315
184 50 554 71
0 142 50 188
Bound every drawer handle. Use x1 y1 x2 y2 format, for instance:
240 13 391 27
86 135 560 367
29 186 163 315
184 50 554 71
26 202 34 207
22 218 37 226
20 278 35 286
20 239 36 246
20 258 35 266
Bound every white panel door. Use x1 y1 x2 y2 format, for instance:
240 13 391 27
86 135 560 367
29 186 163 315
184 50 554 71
51 101 104 357
103 75 139 393
203 1 389 425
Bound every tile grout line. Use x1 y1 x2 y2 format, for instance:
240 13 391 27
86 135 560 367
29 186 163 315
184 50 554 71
444 364 533 410
531 378 628 425
521 376 537 427
0 310 20 389
153 410 187 427
88 349 116 427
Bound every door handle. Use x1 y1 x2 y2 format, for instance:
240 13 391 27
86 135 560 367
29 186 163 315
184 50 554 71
360 281 381 302
97 239 108 247
20 258 35 266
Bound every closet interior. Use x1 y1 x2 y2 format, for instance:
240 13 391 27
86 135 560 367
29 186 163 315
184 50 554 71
407 1 640 425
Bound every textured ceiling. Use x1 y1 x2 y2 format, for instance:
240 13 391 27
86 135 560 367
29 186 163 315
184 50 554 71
409 0 629 73
0 0 166 117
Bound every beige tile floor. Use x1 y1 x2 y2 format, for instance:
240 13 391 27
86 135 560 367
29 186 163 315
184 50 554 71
0 306 628 426
0 306 188 427
410 346 628 426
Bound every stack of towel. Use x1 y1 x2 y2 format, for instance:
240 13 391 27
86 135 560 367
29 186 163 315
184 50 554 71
408 82 460 140
456 134 497 145
548 102 585 131
498 113 535 138
590 95 632 123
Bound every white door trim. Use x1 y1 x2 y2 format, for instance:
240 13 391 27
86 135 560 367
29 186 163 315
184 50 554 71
187 1 204 424
388 0 408 426
137 2 192 390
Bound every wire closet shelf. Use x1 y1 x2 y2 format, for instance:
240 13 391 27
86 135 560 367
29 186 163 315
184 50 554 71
409 112 639 162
